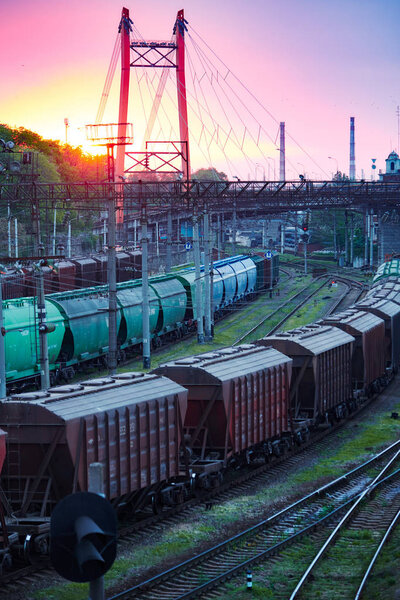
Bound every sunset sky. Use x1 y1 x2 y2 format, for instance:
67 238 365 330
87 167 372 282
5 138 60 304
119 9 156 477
1 0 399 180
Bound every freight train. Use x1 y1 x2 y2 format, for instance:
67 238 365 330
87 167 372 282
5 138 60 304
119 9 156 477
0 260 396 572
0 250 143 299
3 253 278 389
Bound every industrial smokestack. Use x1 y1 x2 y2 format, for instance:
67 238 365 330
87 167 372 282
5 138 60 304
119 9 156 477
350 117 356 180
279 122 285 182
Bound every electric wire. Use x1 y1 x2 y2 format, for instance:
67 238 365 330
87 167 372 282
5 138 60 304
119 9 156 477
188 26 330 178
95 33 121 125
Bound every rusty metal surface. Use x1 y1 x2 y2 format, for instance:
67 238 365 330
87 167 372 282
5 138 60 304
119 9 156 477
320 310 386 389
154 345 292 460
355 297 400 370
257 325 354 419
0 373 188 511
56 260 77 292
259 324 354 356
71 256 97 288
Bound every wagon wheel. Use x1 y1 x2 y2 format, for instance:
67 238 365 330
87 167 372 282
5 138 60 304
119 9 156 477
151 494 162 515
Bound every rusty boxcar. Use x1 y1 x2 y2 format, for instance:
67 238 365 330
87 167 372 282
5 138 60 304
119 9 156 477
0 373 188 530
257 324 355 422
154 344 293 468
320 309 386 395
355 297 400 372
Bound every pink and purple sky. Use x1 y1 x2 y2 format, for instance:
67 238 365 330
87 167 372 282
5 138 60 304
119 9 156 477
1 0 399 179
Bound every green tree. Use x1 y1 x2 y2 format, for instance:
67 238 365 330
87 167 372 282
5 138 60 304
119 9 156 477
192 167 228 181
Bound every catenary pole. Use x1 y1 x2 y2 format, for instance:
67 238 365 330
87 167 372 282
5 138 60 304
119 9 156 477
107 188 118 375
166 207 172 273
203 207 211 341
0 276 6 400
37 265 50 389
193 208 204 343
141 188 151 368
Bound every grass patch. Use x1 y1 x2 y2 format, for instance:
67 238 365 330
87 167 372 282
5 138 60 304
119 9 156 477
294 408 400 486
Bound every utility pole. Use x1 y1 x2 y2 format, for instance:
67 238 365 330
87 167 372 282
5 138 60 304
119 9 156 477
166 206 172 273
369 208 374 268
14 218 18 258
350 212 354 266
209 212 214 338
36 264 50 390
193 207 204 343
232 199 237 255
0 275 6 400
333 211 337 260
67 219 72 258
156 222 159 257
364 209 369 267
64 118 69 144
304 239 308 275
52 204 57 255
7 202 11 257
141 186 151 368
217 214 221 260
107 189 118 375
203 207 212 341
344 211 349 265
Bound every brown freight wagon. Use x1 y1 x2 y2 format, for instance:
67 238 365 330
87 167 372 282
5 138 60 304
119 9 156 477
93 253 108 284
154 344 293 468
355 297 400 372
71 257 97 288
0 373 188 525
116 252 134 282
320 309 386 395
55 260 77 292
366 282 400 304
256 324 354 422
1 271 26 299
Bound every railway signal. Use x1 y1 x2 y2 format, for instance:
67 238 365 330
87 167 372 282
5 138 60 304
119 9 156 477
50 491 117 584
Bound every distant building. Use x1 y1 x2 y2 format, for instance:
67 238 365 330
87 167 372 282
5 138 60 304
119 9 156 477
379 151 400 182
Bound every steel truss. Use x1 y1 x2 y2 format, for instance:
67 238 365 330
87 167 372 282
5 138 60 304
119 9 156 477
0 180 400 215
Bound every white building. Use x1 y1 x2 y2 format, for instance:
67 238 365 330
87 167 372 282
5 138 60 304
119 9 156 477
379 151 400 181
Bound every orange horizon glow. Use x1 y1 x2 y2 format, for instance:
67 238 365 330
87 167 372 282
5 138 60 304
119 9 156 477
0 0 399 180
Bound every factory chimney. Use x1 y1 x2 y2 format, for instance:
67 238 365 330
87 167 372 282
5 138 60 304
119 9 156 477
279 122 285 182
350 117 356 180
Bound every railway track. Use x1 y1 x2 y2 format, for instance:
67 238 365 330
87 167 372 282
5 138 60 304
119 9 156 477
233 273 368 346
107 440 400 600
0 270 373 594
0 385 384 596
324 275 367 315
289 445 400 599
233 275 330 345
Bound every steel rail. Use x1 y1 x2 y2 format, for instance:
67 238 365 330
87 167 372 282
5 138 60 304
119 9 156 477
353 507 400 600
233 275 329 345
107 439 400 600
289 444 400 600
